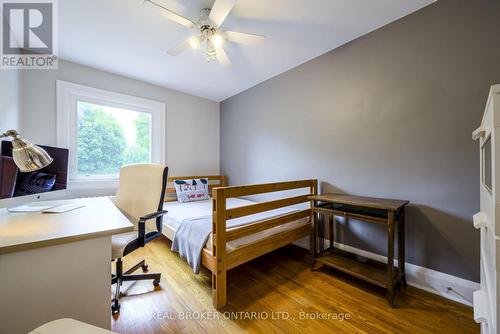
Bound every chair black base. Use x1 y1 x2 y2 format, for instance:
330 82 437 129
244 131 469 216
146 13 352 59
111 258 161 314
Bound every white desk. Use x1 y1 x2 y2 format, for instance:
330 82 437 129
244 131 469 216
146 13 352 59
0 197 133 334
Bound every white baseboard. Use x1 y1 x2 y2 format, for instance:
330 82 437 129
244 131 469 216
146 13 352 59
293 238 478 307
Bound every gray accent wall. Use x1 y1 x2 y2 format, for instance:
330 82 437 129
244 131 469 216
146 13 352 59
220 0 500 282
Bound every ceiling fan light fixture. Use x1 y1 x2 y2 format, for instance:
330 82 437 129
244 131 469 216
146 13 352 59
189 36 200 49
206 40 217 62
151 0 266 66
212 34 224 47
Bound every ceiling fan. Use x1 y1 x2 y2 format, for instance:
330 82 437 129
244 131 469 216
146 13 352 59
143 0 265 66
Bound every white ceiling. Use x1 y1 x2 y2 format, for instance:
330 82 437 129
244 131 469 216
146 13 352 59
59 0 435 102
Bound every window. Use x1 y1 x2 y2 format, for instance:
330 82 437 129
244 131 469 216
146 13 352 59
57 81 165 188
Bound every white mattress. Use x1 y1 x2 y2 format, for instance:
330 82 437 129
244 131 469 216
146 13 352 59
162 198 309 252
162 198 255 230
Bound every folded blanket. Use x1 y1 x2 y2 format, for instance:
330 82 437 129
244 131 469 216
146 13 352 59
171 215 212 274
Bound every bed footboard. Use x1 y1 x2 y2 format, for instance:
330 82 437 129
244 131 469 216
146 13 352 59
210 179 318 309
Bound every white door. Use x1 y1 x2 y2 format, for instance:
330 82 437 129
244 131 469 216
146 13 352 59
473 84 500 334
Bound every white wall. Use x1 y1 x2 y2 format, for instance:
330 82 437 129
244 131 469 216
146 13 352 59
0 70 20 131
19 60 219 178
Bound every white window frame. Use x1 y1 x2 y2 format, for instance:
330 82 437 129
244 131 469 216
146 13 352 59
56 80 165 189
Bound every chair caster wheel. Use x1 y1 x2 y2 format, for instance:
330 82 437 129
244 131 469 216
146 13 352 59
141 264 149 272
153 279 160 287
111 302 120 314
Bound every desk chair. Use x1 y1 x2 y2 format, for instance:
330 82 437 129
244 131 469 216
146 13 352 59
111 164 169 314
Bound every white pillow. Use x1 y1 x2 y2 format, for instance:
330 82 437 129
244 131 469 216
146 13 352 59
174 178 210 203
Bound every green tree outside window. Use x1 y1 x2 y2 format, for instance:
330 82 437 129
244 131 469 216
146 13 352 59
77 101 152 176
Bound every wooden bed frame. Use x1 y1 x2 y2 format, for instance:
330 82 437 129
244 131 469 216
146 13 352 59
165 176 318 309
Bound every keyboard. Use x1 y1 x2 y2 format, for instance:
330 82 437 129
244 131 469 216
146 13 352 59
42 204 85 213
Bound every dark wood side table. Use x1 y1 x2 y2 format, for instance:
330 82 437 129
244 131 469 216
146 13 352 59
308 193 409 307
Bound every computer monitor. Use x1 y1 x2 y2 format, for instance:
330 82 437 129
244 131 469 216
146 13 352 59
0 141 69 207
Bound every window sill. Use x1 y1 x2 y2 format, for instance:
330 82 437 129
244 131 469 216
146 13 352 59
68 178 119 191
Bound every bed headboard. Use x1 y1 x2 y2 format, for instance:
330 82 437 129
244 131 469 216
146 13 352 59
165 175 227 202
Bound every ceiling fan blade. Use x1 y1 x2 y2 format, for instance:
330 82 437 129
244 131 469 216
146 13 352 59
143 0 195 28
224 31 265 45
216 46 231 66
209 0 237 27
167 38 191 56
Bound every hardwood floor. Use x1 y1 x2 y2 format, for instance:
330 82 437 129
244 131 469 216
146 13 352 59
111 237 478 334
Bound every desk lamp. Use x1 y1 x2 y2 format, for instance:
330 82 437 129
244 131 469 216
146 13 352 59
0 130 53 172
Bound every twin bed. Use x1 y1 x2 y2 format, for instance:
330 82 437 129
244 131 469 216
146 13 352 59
160 175 317 309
